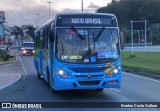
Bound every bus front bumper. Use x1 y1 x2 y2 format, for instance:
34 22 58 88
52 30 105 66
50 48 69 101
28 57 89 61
53 74 121 91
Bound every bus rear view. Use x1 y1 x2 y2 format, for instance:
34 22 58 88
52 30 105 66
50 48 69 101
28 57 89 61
34 13 122 91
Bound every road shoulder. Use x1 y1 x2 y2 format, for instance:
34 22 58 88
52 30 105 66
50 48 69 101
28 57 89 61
123 68 160 80
0 49 22 91
0 73 21 90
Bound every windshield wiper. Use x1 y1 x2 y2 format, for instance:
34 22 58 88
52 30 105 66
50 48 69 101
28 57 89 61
94 26 105 42
60 40 64 55
71 26 85 40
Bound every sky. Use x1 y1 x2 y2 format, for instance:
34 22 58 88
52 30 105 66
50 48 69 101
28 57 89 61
0 0 111 27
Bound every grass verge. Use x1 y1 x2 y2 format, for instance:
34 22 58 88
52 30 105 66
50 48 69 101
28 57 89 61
0 56 16 62
122 51 160 75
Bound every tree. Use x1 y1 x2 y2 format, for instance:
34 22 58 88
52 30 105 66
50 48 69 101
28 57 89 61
138 0 160 24
11 26 23 39
25 25 36 39
96 0 160 29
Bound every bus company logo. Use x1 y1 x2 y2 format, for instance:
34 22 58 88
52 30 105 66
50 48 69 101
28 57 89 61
88 74 92 79
2 103 11 108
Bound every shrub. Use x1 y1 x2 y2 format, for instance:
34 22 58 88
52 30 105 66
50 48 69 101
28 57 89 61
0 50 10 61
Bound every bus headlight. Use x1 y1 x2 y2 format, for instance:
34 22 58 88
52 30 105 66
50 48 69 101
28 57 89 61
32 50 35 53
58 69 71 78
113 69 118 74
23 50 27 54
58 70 64 75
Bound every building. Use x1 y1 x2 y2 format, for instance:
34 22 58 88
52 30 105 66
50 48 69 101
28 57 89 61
0 11 12 44
0 11 5 23
0 24 4 38
4 25 11 43
0 11 5 44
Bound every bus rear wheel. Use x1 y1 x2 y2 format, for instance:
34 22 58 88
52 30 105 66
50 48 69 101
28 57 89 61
37 71 42 79
37 63 42 79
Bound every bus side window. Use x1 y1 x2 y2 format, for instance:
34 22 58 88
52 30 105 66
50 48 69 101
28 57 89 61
40 30 44 49
34 34 37 48
37 32 40 48
43 28 47 49
46 27 50 49
43 29 46 48
50 22 55 43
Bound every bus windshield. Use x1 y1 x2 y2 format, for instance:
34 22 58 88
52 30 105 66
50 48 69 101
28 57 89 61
56 28 120 63
23 43 34 47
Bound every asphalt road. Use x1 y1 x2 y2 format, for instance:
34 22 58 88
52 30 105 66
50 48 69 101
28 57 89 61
0 53 160 111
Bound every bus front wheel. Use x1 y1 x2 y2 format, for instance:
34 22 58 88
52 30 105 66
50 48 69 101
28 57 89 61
96 88 104 91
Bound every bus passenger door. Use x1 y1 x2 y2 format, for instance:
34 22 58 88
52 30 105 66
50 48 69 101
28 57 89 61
38 30 44 77
49 29 55 85
42 28 48 81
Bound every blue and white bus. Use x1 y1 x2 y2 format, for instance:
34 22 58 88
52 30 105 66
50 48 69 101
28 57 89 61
34 13 124 91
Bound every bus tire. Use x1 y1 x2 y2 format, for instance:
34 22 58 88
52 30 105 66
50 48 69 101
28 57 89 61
50 85 53 92
96 88 104 91
47 68 50 84
37 71 42 79
47 68 53 91
37 63 42 79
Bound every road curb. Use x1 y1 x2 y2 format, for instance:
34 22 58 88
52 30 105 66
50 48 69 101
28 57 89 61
0 73 22 91
123 68 160 80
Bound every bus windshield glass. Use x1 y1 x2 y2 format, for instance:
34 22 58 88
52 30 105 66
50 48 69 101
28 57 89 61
56 28 119 63
23 43 34 47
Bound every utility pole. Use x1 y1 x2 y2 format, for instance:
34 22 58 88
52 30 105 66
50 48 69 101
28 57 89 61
145 20 147 47
37 14 40 28
131 20 134 55
82 0 83 13
47 2 52 19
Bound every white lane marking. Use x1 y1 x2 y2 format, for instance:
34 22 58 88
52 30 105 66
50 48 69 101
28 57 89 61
17 52 28 79
22 64 28 75
123 72 160 83
110 88 121 93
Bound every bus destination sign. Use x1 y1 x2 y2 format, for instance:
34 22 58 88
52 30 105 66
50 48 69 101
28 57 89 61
56 14 117 27
71 18 102 24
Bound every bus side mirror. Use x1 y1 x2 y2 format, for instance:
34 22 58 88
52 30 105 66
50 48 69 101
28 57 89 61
50 31 54 42
120 32 125 50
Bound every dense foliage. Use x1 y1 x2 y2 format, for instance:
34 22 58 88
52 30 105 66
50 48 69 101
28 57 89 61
97 0 160 28
25 25 36 38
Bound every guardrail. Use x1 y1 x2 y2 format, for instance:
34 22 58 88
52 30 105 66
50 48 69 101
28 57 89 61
125 42 152 47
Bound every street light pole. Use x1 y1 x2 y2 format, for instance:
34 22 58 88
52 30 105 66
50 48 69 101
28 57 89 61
81 0 83 13
37 14 40 28
145 20 147 47
131 20 134 55
47 2 52 19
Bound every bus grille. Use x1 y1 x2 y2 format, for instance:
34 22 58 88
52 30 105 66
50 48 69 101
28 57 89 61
74 74 103 78
26 49 33 53
68 67 104 73
78 80 101 86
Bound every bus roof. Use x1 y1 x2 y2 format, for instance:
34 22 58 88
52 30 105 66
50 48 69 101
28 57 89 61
35 13 118 33
55 13 116 17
